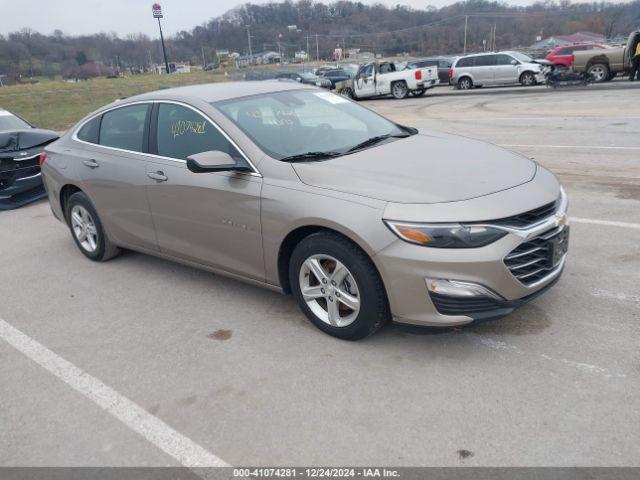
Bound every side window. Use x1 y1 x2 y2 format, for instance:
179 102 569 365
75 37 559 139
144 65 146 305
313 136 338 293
438 60 451 68
76 116 101 144
474 55 496 66
360 64 374 77
156 103 241 161
496 54 514 65
457 57 474 68
99 104 149 152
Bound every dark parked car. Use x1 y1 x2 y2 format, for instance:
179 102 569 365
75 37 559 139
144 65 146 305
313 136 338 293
275 71 319 85
405 57 453 85
315 68 353 89
0 109 59 210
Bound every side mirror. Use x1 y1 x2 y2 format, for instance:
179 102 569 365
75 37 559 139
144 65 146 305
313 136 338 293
510 60 518 65
186 150 249 173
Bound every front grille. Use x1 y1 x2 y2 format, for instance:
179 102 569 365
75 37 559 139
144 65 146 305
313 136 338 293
429 292 504 316
484 200 558 229
0 154 41 189
504 226 569 286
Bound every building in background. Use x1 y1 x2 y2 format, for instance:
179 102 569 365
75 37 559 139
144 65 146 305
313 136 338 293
531 32 607 50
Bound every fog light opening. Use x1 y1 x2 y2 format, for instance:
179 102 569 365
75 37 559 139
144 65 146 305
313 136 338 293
425 278 504 300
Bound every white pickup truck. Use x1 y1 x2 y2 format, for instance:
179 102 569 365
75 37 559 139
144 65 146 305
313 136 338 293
335 61 439 99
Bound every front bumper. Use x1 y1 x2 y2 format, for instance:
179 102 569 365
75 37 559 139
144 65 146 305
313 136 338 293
373 196 569 328
0 152 46 210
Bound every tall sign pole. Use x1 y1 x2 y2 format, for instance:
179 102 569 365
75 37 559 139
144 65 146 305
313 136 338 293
152 3 170 74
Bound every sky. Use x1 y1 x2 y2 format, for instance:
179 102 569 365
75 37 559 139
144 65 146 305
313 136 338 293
0 0 556 38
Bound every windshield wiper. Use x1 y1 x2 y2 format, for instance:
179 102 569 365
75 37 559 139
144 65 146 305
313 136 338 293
280 151 342 163
347 133 411 153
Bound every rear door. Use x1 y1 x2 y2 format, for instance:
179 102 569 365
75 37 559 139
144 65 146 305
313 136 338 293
144 102 264 280
553 47 574 67
74 103 158 251
473 54 497 84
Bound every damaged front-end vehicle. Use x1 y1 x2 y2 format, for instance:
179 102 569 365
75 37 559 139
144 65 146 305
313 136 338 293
0 109 59 210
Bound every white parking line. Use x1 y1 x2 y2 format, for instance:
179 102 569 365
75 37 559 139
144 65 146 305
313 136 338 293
572 217 640 230
500 144 640 150
0 318 229 468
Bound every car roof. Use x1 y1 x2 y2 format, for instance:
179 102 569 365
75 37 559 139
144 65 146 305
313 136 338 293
125 80 311 104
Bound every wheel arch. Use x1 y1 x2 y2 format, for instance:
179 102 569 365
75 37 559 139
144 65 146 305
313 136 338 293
59 184 83 223
457 75 473 87
277 223 380 295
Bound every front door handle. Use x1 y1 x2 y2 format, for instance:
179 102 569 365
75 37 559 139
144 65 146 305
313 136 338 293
147 171 168 182
82 159 99 168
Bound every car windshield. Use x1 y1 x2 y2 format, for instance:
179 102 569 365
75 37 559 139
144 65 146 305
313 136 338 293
510 52 533 63
214 90 408 160
0 111 31 131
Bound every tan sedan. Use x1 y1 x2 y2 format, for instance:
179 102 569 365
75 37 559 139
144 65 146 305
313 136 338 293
41 81 569 340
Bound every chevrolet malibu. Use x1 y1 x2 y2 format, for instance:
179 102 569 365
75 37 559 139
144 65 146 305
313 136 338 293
42 82 569 340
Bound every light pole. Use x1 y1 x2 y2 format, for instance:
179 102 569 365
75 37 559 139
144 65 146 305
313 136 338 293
152 3 170 74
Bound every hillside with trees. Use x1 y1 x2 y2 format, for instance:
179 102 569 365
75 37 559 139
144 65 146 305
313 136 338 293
1 0 639 83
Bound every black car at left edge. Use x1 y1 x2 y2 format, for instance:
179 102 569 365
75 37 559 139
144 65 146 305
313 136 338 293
0 109 59 210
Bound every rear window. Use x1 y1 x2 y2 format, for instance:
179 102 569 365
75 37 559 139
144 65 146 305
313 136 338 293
99 104 149 152
456 57 474 67
76 116 101 144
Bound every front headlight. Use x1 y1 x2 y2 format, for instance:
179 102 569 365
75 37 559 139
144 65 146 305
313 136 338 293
384 221 507 248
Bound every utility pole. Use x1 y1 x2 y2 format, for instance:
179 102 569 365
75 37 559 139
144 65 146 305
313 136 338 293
152 4 170 74
315 33 319 62
201 46 206 69
306 35 310 63
246 25 253 65
463 15 468 54
492 22 497 51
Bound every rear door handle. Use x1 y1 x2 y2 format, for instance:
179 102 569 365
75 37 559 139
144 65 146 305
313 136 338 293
147 171 168 182
82 159 99 168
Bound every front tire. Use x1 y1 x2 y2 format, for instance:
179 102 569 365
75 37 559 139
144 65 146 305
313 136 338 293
289 232 390 340
520 71 536 86
391 81 409 99
66 191 120 262
340 87 355 99
411 88 426 97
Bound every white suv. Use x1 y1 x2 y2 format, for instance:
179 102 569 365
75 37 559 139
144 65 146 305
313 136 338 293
450 51 548 89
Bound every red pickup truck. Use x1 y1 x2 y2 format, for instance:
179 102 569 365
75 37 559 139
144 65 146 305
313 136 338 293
545 43 605 69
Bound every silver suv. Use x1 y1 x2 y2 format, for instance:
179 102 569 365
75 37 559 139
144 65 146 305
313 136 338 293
450 51 547 89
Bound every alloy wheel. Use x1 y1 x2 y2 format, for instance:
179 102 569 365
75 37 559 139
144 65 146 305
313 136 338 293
299 254 361 327
71 205 98 253
589 65 607 82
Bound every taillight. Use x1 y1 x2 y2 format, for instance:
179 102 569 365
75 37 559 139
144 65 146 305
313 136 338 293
414 70 422 80
38 152 47 166
449 67 453 79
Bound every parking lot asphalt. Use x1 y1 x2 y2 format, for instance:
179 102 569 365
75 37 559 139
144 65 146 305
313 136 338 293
1 84 639 467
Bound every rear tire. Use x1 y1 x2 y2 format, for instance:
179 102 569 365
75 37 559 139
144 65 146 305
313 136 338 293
289 232 390 340
66 192 120 262
391 81 409 99
457 77 473 90
587 63 610 83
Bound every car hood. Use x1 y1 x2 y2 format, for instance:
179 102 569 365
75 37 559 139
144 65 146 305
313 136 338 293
0 129 59 153
291 132 536 204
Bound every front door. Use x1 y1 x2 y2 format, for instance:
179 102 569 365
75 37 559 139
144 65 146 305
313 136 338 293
494 54 520 84
354 64 376 97
145 102 264 281
75 103 158 251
